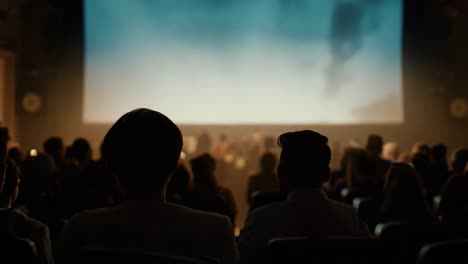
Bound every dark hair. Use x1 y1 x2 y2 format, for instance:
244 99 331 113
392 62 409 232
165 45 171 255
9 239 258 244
381 163 433 219
101 108 183 198
366 134 383 157
71 138 92 163
43 137 64 157
277 130 331 187
8 147 25 165
190 153 217 191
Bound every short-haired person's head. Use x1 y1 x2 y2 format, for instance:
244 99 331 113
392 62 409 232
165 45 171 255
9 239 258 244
190 153 216 175
277 130 331 193
190 153 217 189
101 108 183 199
366 134 383 157
43 137 64 157
71 138 92 163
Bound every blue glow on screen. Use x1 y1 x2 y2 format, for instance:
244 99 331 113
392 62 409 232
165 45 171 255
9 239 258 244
84 0 403 124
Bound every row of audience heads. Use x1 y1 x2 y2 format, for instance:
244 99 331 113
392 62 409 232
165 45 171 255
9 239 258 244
3 109 468 204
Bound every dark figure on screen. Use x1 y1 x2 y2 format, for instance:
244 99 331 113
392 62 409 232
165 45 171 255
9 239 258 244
326 0 384 95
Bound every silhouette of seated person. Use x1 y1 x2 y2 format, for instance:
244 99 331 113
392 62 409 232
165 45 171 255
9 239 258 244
449 148 468 177
368 163 436 231
411 152 436 193
60 138 93 191
165 163 190 205
238 130 370 264
430 144 450 191
74 143 125 204
186 153 237 224
43 137 67 174
438 148 468 223
247 152 280 205
329 147 354 196
346 148 381 196
16 153 57 219
60 109 238 264
365 134 390 190
8 146 26 165
0 159 53 264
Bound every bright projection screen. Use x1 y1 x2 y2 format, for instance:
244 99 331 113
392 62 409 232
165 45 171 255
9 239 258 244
84 0 403 124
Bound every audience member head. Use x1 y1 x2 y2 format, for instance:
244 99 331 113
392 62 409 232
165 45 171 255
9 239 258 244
43 137 65 159
260 152 277 173
70 138 92 165
411 142 431 156
451 148 468 175
411 152 431 177
277 130 331 193
381 163 432 218
190 153 217 190
0 159 20 208
365 134 383 158
346 148 376 190
21 153 55 181
382 142 400 161
101 108 182 200
8 146 26 165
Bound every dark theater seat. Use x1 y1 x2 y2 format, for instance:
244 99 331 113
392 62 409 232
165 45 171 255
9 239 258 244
375 222 468 263
265 237 395 264
0 236 37 263
72 247 219 264
417 240 468 264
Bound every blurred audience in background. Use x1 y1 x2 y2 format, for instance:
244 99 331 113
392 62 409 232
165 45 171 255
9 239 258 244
186 153 237 224
1 116 468 264
0 157 53 264
368 163 437 231
247 152 279 205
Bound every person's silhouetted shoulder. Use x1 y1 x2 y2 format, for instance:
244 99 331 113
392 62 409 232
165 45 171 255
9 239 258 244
61 195 238 264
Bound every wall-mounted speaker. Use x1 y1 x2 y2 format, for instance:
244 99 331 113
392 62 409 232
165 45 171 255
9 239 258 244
449 97 468 119
16 68 47 115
